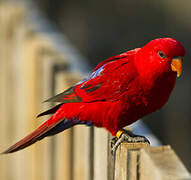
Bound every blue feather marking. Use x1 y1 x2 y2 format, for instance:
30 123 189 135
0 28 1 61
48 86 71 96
43 119 73 137
72 117 94 126
44 118 94 137
88 64 105 79
76 64 105 87
79 120 94 126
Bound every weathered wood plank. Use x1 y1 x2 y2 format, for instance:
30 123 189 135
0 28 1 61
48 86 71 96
38 52 75 180
107 133 115 180
37 51 56 180
0 4 17 180
0 4 38 180
138 148 162 180
140 146 191 180
73 126 91 180
94 128 109 180
114 143 191 180
54 70 72 180
114 143 128 180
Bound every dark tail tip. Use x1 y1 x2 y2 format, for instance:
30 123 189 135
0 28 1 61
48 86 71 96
1 147 16 154
1 144 24 154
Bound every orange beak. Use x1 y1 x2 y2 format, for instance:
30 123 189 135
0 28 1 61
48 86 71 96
171 58 183 77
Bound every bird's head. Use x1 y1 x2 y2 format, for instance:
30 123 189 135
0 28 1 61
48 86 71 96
135 38 185 81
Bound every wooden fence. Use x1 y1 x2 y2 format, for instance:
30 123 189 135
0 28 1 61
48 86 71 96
0 2 190 180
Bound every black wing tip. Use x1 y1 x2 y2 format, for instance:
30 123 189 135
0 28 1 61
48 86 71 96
43 98 52 103
43 87 75 103
36 112 44 118
43 98 60 103
36 114 41 118
37 103 63 118
36 111 51 118
43 96 57 103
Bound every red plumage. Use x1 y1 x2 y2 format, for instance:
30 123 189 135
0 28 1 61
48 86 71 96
3 37 185 153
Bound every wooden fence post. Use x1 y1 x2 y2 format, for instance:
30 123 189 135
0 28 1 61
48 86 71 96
113 143 191 180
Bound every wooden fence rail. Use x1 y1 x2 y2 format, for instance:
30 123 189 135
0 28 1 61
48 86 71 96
0 2 190 180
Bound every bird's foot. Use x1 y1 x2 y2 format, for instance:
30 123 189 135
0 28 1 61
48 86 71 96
111 129 150 155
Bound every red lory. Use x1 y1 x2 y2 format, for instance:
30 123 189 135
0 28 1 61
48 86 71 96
2 37 185 154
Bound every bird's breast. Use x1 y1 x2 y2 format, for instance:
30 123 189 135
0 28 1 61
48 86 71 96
137 72 177 114
117 73 176 126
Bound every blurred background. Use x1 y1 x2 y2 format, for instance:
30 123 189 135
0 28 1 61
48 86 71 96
0 0 190 179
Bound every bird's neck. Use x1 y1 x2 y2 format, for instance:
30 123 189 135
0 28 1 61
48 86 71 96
139 72 177 110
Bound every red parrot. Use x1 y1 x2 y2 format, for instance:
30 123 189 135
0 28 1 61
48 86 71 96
2 37 185 154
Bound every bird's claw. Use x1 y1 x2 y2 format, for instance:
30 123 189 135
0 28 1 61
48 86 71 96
110 137 118 149
110 130 150 155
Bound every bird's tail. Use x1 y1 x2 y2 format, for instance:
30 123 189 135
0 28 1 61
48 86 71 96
2 114 74 154
2 124 49 154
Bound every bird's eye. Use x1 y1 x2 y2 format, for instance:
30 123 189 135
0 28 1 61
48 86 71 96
158 51 166 58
